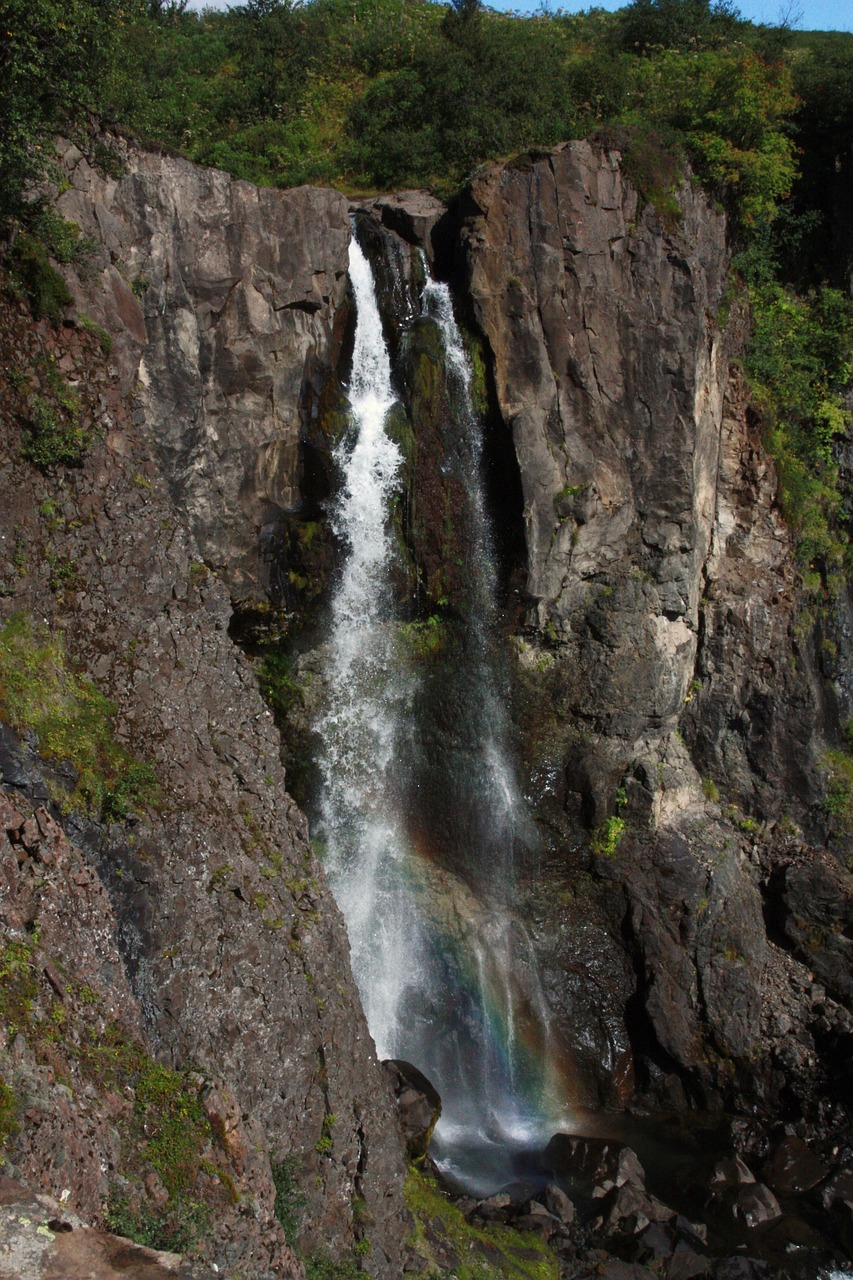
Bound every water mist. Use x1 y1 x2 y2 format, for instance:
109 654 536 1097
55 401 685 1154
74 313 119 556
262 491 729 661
315 232 569 1194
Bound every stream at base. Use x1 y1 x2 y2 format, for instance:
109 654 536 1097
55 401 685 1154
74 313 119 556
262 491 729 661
313 232 571 1178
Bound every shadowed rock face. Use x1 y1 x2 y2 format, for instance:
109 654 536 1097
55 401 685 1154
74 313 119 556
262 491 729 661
55 137 351 604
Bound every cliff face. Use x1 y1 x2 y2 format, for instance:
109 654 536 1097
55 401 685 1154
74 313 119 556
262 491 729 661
448 141 850 1115
3 130 853 1277
55 138 350 605
0 140 407 1277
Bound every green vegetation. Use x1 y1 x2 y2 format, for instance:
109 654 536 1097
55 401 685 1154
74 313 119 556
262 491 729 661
272 1154 307 1243
404 1166 559 1279
0 933 230 1253
821 746 853 836
84 0 796 226
0 1078 18 1156
732 210 853 597
98 1048 218 1251
400 613 447 661
0 611 158 819
590 815 626 858
304 1252 366 1280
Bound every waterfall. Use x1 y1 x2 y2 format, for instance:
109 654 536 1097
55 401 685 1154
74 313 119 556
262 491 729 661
315 233 569 1193
316 237 424 1059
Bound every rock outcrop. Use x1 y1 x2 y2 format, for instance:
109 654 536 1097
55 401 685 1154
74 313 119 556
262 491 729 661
444 141 846 1113
55 137 351 604
0 145 408 1277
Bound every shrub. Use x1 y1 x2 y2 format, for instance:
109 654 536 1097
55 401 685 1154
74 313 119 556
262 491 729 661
6 235 72 325
272 1155 307 1243
590 815 626 858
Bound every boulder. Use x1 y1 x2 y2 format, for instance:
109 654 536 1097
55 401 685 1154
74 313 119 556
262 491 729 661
733 1184 782 1228
382 1060 441 1161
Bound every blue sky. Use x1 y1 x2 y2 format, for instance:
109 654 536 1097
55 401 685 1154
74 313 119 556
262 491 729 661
192 0 853 30
488 0 853 25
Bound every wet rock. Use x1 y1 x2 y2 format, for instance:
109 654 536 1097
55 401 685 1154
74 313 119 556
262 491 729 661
382 1060 441 1161
711 1156 756 1188
358 191 447 265
819 1166 853 1209
603 1182 674 1234
762 1134 826 1195
474 1192 514 1221
544 1134 647 1196
544 1182 575 1224
733 1183 782 1228
711 1259 772 1279
514 1203 561 1238
666 1239 712 1280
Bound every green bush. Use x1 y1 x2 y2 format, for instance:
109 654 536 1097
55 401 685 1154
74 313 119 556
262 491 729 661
22 394 88 469
6 235 72 325
590 815 626 858
740 262 853 586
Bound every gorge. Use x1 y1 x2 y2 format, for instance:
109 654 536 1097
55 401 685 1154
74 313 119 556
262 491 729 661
1 128 853 1280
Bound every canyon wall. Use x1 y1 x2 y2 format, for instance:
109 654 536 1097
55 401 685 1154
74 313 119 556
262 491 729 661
2 131 853 1276
360 140 853 1121
0 139 408 1278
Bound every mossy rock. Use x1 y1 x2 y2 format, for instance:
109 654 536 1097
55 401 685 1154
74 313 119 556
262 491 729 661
404 1168 560 1280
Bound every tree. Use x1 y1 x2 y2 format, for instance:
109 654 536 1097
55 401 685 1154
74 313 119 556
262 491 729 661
0 0 134 221
618 0 742 52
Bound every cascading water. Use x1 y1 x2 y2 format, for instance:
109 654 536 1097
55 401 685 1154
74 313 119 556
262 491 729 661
315 232 569 1194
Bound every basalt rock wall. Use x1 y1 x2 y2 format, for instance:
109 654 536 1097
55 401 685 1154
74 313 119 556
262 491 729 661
55 137 351 605
446 141 852 1115
0 140 408 1278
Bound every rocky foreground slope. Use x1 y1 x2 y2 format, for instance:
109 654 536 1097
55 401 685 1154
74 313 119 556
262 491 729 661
1 133 853 1278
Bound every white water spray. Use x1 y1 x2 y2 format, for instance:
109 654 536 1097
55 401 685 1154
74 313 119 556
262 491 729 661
317 237 423 1059
316 235 568 1190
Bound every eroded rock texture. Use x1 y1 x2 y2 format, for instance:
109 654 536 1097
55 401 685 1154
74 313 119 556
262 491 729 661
0 145 407 1277
443 141 850 1114
55 137 351 604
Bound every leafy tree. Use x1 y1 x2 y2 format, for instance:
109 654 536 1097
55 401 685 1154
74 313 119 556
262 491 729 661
627 47 797 227
617 0 743 52
0 0 137 221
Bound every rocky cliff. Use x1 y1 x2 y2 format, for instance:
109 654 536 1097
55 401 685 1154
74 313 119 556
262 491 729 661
0 138 407 1278
357 142 853 1130
2 130 853 1280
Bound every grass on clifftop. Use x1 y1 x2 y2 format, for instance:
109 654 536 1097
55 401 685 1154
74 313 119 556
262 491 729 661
0 610 157 820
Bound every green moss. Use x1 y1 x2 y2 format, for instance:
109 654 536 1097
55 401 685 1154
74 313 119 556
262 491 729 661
0 1078 19 1155
0 611 158 820
272 1154 307 1242
303 1252 365 1280
399 614 447 661
78 313 113 357
404 1168 559 1280
0 939 39 1043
